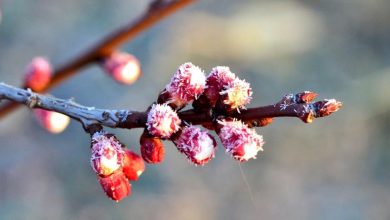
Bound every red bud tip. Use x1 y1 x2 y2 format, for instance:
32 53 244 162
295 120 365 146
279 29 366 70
33 109 70 134
140 131 165 164
103 52 141 85
220 78 252 112
90 132 124 177
295 91 318 103
165 62 206 108
122 149 145 181
204 66 236 107
24 57 52 91
314 99 342 117
146 104 181 138
98 170 131 202
217 119 264 162
174 125 217 165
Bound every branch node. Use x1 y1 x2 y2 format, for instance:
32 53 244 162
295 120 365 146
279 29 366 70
26 91 39 109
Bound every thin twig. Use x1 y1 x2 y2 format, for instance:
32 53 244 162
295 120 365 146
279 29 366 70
0 0 195 118
0 83 342 131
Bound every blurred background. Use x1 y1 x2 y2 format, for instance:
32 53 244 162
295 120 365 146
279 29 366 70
0 0 389 219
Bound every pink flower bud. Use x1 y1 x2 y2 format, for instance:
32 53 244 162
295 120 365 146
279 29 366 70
98 170 131 202
140 131 165 164
220 78 252 112
146 104 181 138
217 119 264 162
33 109 70 134
90 132 124 177
103 52 141 85
24 57 52 91
204 66 236 107
165 62 206 108
174 125 217 165
121 149 145 181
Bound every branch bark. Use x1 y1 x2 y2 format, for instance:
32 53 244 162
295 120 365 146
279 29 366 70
0 83 342 131
0 0 195 118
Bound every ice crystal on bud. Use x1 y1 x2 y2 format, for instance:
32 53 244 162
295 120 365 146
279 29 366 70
90 132 124 177
220 78 252 111
98 170 131 202
103 52 141 85
204 66 236 106
166 62 206 107
122 149 145 181
174 126 216 165
24 57 52 91
34 109 70 134
146 104 181 138
218 119 264 162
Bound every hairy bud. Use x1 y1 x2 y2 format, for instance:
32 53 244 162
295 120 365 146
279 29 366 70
217 119 264 162
174 125 217 165
122 149 145 181
33 109 70 134
204 66 236 107
90 132 124 177
102 52 141 85
140 131 165 164
146 104 181 138
164 62 206 108
219 78 252 112
98 170 131 202
24 57 52 91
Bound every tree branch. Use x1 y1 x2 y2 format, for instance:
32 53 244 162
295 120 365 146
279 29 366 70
0 0 195 118
0 83 342 131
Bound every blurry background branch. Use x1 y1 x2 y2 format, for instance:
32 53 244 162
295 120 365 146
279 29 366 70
0 0 194 118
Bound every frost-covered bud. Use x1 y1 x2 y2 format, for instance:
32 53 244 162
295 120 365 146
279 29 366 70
219 78 252 112
90 132 124 177
24 57 52 91
217 119 264 162
146 104 181 138
33 109 70 134
174 125 217 165
164 62 206 108
140 131 165 164
204 66 236 107
98 170 131 202
121 149 145 181
102 52 141 85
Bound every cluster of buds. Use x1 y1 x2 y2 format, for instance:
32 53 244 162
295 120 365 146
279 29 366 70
90 132 145 201
140 63 263 166
18 52 342 202
102 51 141 85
